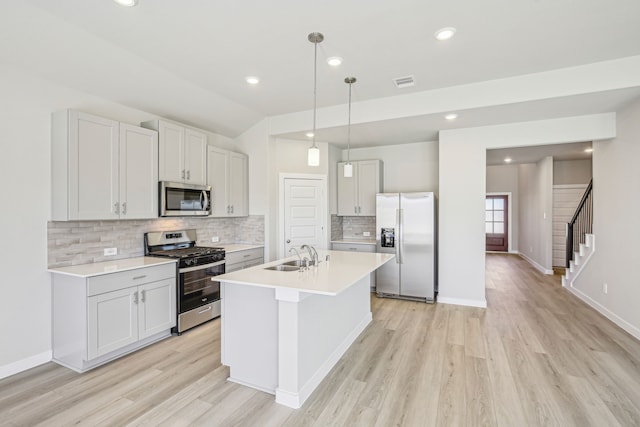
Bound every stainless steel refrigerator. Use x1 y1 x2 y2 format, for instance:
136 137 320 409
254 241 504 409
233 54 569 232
376 192 436 302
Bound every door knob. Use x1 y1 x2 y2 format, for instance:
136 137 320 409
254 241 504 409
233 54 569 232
286 239 291 243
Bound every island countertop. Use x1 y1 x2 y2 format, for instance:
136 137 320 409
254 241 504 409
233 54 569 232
215 249 394 296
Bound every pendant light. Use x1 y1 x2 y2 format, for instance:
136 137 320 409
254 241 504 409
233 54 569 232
343 77 356 177
307 32 323 167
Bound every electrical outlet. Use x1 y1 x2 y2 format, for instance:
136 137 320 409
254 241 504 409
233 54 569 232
363 231 371 237
104 247 117 256
603 283 608 294
211 236 220 243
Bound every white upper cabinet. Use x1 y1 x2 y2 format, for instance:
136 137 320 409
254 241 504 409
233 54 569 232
207 146 248 217
142 120 207 185
337 160 383 216
52 110 158 221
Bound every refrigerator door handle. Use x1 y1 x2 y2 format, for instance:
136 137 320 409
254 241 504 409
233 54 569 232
396 208 402 264
399 208 404 264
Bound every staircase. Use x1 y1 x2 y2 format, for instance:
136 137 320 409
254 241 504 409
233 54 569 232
562 179 594 287
562 233 595 287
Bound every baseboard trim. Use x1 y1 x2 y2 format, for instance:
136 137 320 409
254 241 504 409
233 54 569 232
437 296 487 308
0 350 52 380
518 253 553 275
565 285 640 342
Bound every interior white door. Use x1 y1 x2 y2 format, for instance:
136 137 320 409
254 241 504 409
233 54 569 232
283 178 326 257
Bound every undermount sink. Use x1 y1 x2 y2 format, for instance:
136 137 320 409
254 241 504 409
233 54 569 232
281 259 319 267
264 264 300 272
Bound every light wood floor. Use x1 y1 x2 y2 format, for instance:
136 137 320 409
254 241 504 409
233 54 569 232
3 253 640 426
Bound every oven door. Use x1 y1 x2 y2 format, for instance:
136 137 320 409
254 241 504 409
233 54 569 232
178 260 225 313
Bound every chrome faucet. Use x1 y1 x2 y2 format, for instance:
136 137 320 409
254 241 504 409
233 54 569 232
301 244 319 266
289 247 302 264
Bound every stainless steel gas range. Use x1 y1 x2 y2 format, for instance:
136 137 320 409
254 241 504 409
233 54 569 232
144 229 224 334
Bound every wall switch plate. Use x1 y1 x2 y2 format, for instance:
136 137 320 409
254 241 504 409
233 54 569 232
363 231 371 237
211 236 220 243
603 283 608 294
104 248 117 256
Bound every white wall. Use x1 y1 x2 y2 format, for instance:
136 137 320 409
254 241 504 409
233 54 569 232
553 159 592 185
517 158 554 273
342 141 439 194
0 66 156 376
0 65 239 377
573 96 640 339
486 164 519 252
438 114 616 308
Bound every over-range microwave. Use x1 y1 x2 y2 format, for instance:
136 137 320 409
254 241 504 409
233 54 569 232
159 181 211 217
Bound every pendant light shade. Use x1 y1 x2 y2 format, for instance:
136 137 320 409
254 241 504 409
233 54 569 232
307 32 324 167
343 77 356 178
308 145 320 166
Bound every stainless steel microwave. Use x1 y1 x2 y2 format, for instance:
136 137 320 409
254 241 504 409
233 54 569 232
159 181 211 217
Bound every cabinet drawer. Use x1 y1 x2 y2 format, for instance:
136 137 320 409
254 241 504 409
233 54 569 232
88 263 176 296
225 248 264 265
332 243 376 253
226 258 263 273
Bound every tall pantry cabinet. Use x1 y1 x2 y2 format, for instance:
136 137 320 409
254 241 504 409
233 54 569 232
51 110 158 220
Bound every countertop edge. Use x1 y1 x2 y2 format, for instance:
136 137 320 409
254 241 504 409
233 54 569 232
48 257 177 278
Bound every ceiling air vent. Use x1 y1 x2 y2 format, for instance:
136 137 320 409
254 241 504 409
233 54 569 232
392 75 416 89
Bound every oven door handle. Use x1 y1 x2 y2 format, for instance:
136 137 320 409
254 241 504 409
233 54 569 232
179 260 226 273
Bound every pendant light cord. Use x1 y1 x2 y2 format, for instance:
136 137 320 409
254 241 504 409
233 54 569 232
312 38 318 149
347 81 352 163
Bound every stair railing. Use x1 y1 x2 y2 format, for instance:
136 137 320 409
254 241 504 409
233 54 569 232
566 179 593 268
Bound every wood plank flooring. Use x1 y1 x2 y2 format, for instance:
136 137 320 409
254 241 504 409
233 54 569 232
2 253 640 426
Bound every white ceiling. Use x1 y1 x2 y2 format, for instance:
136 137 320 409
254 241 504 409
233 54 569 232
4 0 640 147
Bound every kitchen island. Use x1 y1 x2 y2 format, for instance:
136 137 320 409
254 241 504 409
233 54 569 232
216 249 394 409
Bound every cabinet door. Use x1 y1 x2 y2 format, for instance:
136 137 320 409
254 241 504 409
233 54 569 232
185 128 207 185
356 160 381 216
119 124 158 219
88 287 138 360
72 112 120 220
158 121 184 182
207 146 230 216
228 152 248 216
337 162 358 216
138 279 176 340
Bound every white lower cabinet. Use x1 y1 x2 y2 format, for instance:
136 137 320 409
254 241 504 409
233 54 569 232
87 278 175 360
225 247 264 272
52 261 176 372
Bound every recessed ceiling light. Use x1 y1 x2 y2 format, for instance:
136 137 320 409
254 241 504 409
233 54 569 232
327 57 343 67
504 157 512 163
435 27 456 41
306 132 314 138
113 0 138 7
584 148 593 153
445 113 458 120
245 76 260 85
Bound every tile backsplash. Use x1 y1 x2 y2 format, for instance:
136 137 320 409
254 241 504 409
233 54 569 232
342 216 376 239
48 215 264 268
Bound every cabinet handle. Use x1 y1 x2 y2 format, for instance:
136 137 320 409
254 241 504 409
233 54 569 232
141 290 146 303
122 202 127 215
114 202 120 214
231 205 234 214
349 247 358 251
354 206 358 214
181 169 185 179
187 170 191 180
133 291 138 305
133 275 147 280
227 205 231 214
198 306 212 314
243 254 251 258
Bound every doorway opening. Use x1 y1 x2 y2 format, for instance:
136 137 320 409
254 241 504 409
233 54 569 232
485 195 508 252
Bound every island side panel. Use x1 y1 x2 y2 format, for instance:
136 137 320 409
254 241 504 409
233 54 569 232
276 275 372 408
221 282 279 394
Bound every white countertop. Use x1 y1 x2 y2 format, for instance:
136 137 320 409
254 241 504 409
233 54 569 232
331 239 376 245
216 250 394 296
48 257 177 278
200 243 264 253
